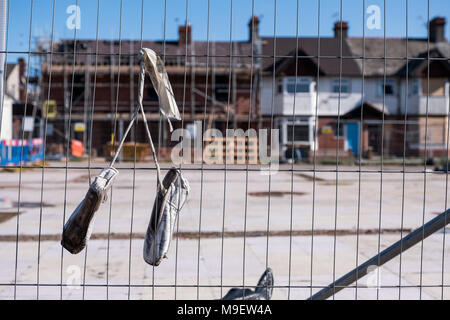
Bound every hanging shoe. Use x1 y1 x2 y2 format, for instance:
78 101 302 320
221 268 274 300
143 168 190 266
221 288 258 300
140 48 181 132
255 267 274 300
61 167 118 254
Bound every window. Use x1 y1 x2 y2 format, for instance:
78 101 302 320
287 124 309 142
214 75 229 102
73 75 85 102
286 77 311 93
332 79 351 94
333 122 345 138
378 78 395 96
214 84 229 102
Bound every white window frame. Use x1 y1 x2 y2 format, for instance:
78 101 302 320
285 118 312 144
285 77 313 94
331 78 351 94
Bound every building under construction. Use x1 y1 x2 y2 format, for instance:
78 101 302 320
40 19 261 159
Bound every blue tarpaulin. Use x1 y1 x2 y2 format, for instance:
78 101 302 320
0 138 44 166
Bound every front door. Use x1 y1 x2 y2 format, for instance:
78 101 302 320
346 122 359 156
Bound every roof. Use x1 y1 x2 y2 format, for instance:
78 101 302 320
46 36 450 77
260 37 361 76
50 39 253 68
261 36 450 77
346 38 450 76
342 102 390 120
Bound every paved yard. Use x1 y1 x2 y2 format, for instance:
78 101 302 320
0 161 449 299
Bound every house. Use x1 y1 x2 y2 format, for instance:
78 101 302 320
259 17 450 161
36 15 450 162
0 58 26 140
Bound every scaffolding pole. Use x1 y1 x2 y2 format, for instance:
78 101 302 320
83 48 91 154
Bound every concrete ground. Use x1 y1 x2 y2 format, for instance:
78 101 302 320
0 160 450 300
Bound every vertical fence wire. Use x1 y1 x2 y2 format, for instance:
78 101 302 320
265 0 277 298
0 0 10 296
196 0 211 300
0 0 7 140
442 15 450 300
83 0 101 300
60 0 79 300
310 0 321 298
242 0 256 298
376 0 387 300
398 0 409 301
106 0 123 300
126 0 145 301
355 0 366 300
14 0 34 300
219 0 234 298
287 0 300 300
174 0 190 300
150 0 168 300
419 0 431 300
331 0 344 299
36 0 55 300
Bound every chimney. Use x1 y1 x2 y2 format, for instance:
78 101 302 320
248 16 260 43
429 17 446 43
334 21 348 39
178 22 192 46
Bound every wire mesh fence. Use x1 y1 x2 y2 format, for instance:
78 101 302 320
0 0 450 300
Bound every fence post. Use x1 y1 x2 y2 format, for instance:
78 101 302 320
0 0 7 138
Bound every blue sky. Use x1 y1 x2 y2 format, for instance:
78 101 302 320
5 0 450 55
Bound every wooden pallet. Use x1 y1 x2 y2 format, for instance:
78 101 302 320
203 136 259 164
